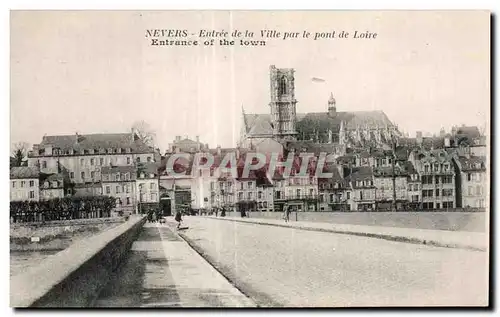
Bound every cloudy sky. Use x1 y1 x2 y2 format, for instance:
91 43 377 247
11 11 490 151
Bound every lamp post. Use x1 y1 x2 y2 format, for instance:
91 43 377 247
391 135 397 211
139 184 143 215
221 189 225 216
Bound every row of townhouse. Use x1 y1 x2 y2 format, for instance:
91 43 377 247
154 144 487 214
10 131 160 215
10 163 161 214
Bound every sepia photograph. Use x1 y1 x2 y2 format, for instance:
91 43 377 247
9 10 490 308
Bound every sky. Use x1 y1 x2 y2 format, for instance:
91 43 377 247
10 11 490 151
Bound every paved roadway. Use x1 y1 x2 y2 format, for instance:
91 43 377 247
178 217 489 307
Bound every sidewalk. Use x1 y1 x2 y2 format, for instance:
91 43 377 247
93 221 255 307
204 216 488 252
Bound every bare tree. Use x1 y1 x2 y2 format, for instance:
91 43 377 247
11 142 30 167
132 120 157 147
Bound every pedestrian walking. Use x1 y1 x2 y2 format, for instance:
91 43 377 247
283 205 290 223
174 210 183 229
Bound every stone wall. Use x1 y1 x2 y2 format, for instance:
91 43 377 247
10 218 126 252
224 211 487 232
10 215 146 307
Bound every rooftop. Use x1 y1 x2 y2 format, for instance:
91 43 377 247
10 166 40 179
457 156 487 172
33 132 154 156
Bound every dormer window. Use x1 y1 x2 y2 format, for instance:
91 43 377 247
117 148 122 154
108 148 112 154
140 173 145 179
44 181 49 188
150 173 155 178
99 148 106 154
52 181 58 188
116 173 121 181
126 148 131 153
89 149 94 155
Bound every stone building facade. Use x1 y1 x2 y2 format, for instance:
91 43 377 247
453 155 487 208
409 149 456 210
101 165 137 215
10 167 40 202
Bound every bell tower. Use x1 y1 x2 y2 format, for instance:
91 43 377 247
269 65 297 140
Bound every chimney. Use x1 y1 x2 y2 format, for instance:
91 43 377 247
196 135 200 143
131 127 135 140
444 137 451 148
217 145 221 156
236 147 241 159
33 144 39 156
75 132 79 143
439 128 446 137
175 136 181 142
416 131 423 144
337 164 344 178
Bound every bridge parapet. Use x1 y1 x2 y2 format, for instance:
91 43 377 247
10 215 146 307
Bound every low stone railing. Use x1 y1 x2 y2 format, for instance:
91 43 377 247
10 215 146 308
221 211 487 232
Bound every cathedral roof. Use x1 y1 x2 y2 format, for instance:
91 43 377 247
244 110 395 138
299 111 393 130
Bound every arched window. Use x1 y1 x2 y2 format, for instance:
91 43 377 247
278 75 287 95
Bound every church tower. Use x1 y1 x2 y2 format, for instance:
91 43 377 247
269 65 297 140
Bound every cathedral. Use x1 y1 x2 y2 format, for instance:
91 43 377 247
240 65 401 154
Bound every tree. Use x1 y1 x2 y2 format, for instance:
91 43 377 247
132 120 157 147
11 142 30 167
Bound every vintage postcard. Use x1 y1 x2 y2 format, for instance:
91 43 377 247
9 10 490 308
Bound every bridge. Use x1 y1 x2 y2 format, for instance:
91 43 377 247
10 213 489 307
